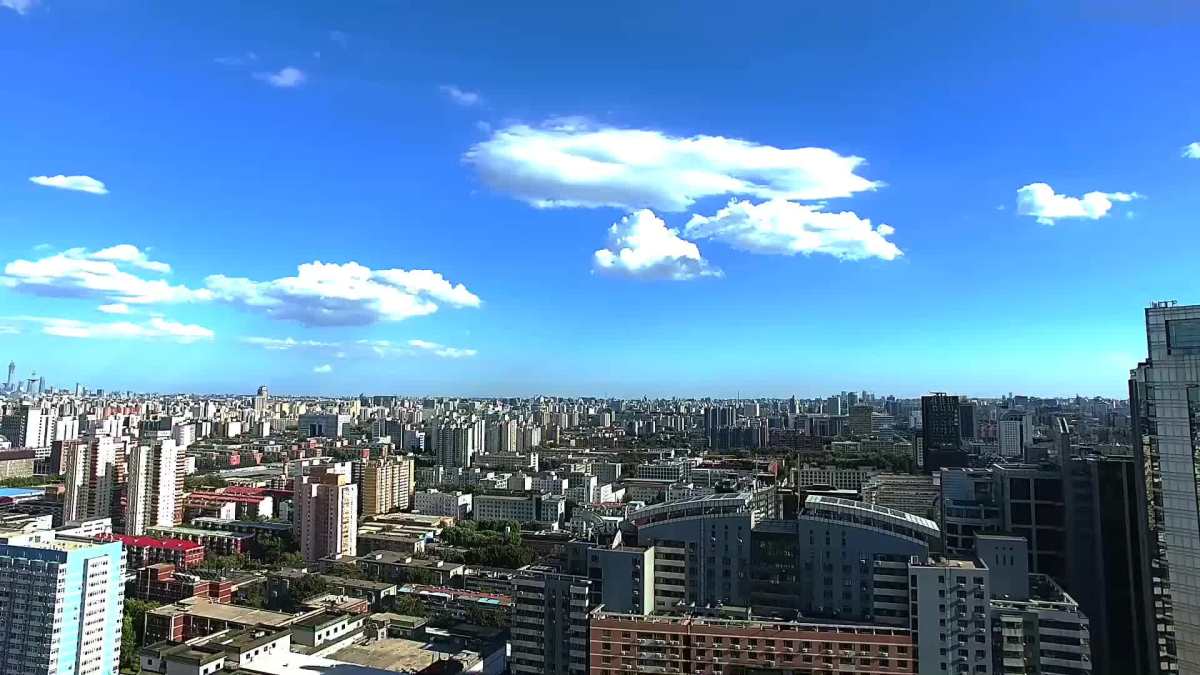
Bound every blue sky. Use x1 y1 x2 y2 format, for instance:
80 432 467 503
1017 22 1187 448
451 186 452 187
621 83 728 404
2 1 1198 398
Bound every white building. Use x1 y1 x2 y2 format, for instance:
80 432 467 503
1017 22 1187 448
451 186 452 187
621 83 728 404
413 490 472 519
126 439 180 535
473 493 561 524
62 437 118 523
998 411 1034 459
794 464 874 492
0 529 125 675
298 413 350 439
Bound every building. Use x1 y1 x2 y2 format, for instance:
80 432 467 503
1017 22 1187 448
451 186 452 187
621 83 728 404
360 455 415 515
1129 301 1200 673
921 393 965 471
62 437 118 523
0 448 35 478
939 468 1001 557
413 490 472 519
297 413 349 439
473 492 562 524
907 556 992 675
589 611 915 675
629 493 756 611
849 404 875 437
512 566 593 675
993 463 1066 582
433 419 483 468
127 439 180 535
1063 451 1155 675
584 545 654 615
0 404 48 449
998 410 1034 459
862 473 939 520
99 533 205 570
794 465 874 492
0 529 125 675
295 465 358 562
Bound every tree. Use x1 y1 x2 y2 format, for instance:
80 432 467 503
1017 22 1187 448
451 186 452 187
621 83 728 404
288 574 333 607
326 562 366 579
122 599 161 670
392 594 427 617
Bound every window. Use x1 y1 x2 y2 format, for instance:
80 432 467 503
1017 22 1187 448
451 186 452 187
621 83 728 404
1168 319 1200 353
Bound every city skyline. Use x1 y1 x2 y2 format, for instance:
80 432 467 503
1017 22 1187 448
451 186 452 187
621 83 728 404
3 3 1199 397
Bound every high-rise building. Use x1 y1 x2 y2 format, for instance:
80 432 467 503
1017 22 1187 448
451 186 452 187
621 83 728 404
433 420 482 467
1063 451 1155 675
849 404 875 437
253 385 269 416
295 465 358 562
998 410 1034 459
959 400 977 440
511 566 592 675
360 455 415 515
62 437 118 523
297 412 349 438
0 529 125 675
1129 300 1200 674
921 393 966 472
4 361 13 391
0 404 48 449
993 463 1066 582
126 439 180 535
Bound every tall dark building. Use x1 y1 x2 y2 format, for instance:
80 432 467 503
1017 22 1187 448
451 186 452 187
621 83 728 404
1063 451 1155 675
921 393 965 472
958 400 976 440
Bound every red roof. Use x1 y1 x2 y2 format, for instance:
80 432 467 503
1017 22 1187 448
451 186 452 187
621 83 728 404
99 533 203 552
188 491 268 504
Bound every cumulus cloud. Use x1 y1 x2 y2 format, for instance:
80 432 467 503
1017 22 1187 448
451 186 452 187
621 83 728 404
465 120 880 212
242 336 339 351
97 303 130 314
313 364 333 374
683 199 903 261
1183 142 1200 159
1015 182 1140 225
29 175 108 195
255 66 306 88
205 261 481 327
2 245 210 305
5 316 214 343
1 0 37 14
439 85 481 106
593 210 721 281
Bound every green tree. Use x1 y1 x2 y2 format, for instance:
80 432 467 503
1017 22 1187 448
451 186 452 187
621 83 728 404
392 594 427 617
122 599 162 670
326 562 366 579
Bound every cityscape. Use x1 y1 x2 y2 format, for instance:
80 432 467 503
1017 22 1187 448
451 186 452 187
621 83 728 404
1 302 1196 675
4 4 1200 675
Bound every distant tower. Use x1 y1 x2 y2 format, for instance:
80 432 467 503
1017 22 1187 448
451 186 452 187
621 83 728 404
37 376 45 395
5 361 13 391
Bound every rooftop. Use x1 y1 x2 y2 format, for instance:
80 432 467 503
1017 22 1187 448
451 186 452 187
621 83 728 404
148 597 300 628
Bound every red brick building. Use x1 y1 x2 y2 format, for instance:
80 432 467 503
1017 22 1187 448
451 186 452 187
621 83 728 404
589 611 915 675
99 533 205 570
132 563 235 604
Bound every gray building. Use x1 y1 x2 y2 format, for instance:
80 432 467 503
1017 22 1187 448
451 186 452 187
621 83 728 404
993 463 1066 582
1130 301 1200 673
511 566 592 675
297 412 349 439
628 493 755 611
584 545 654 615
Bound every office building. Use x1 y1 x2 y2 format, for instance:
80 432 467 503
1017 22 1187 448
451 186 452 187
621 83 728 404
939 468 1001 557
0 404 48 449
584 545 654 615
629 493 756 610
126 439 180 535
959 400 977 440
1130 301 1200 673
512 566 592 675
1063 451 1154 675
297 412 349 438
0 529 125 675
473 492 563 524
998 410 1034 459
412 489 472 519
360 455 415 515
921 393 966 472
794 464 873 492
295 465 358 562
849 404 875 437
993 463 1065 582
908 556 992 675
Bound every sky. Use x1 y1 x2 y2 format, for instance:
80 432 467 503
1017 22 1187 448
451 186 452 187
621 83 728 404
2 1 1199 398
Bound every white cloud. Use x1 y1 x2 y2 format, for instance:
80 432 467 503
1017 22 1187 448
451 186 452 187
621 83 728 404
242 336 339 351
97 303 130 314
313 364 333 374
1 0 37 14
29 175 108 195
89 244 171 272
465 120 879 212
683 199 903 261
439 85 481 106
205 261 481 327
1183 142 1200 159
408 339 478 358
2 245 210 305
594 210 721 281
0 325 20 335
214 52 258 66
6 316 214 343
1015 182 1140 225
255 66 306 88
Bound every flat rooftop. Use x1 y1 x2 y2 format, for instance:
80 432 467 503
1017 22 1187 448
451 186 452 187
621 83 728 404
149 598 298 628
333 638 478 673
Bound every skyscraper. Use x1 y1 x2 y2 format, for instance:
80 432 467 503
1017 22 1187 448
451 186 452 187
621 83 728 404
295 465 358 562
0 529 124 675
4 361 13 391
1130 300 1200 673
126 439 180 535
360 455 415 515
62 437 118 523
920 393 966 472
511 566 592 675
